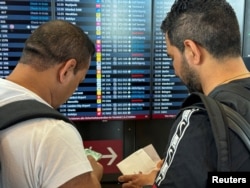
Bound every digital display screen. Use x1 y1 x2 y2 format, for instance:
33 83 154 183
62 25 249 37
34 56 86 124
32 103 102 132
243 0 250 57
0 0 51 77
0 0 247 121
55 0 152 120
152 0 189 119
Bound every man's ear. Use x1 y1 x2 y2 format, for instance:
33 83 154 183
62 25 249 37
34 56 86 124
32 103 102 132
58 59 77 83
183 39 202 65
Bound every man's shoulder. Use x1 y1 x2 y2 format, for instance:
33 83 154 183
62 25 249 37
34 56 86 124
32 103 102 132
210 79 250 100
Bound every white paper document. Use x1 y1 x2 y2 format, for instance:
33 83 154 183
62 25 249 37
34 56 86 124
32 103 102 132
116 144 161 175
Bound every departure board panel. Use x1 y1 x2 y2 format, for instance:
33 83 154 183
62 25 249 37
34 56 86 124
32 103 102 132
152 0 189 118
243 0 250 57
227 0 245 53
54 0 151 120
0 0 51 77
0 0 248 121
55 0 100 120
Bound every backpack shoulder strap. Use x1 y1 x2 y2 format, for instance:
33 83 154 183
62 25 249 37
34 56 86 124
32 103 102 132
182 91 250 171
0 100 74 130
212 83 250 151
221 104 250 151
183 92 231 171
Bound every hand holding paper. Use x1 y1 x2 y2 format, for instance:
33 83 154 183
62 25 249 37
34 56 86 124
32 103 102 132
116 144 161 175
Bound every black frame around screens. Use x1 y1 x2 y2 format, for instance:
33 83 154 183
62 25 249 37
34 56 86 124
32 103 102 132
0 0 248 121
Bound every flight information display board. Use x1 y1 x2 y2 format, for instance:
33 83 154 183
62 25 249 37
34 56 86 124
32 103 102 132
0 0 247 121
55 0 152 120
243 0 250 57
152 0 189 118
0 0 51 77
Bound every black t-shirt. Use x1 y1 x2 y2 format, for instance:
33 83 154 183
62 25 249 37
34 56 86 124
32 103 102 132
153 78 250 188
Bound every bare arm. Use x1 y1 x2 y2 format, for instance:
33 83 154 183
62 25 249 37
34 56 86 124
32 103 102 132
59 172 101 188
59 155 103 188
87 155 103 181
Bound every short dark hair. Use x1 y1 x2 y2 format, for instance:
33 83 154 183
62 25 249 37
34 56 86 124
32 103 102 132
19 20 95 72
161 0 241 58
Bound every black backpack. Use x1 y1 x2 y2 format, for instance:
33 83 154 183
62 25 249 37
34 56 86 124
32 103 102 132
179 84 250 171
0 99 73 131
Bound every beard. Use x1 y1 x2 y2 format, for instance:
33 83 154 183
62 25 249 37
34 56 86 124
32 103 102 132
180 55 203 93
